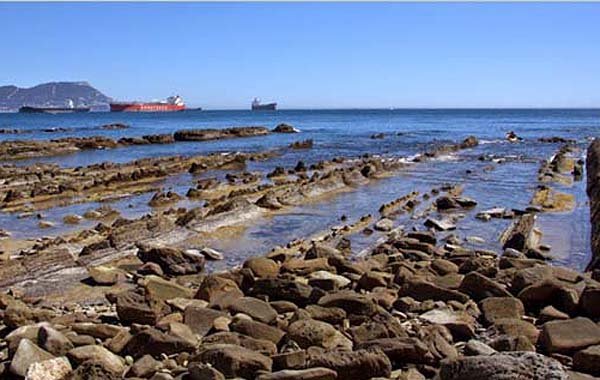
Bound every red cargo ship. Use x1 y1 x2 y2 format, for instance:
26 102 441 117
110 95 186 112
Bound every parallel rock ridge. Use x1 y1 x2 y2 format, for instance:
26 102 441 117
1 190 597 379
3 135 599 380
0 125 288 161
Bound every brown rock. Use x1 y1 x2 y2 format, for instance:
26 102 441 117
124 327 197 358
306 305 346 324
459 272 512 301
195 275 243 308
127 354 162 378
192 343 272 379
518 280 578 314
419 309 476 340
402 280 469 303
229 317 285 345
184 306 227 337
188 362 226 380
67 345 125 374
143 275 195 302
229 296 278 324
480 297 525 325
115 291 165 325
438 351 569 380
257 368 338 380
317 290 377 316
574 345 600 376
88 266 121 285
579 286 600 318
288 319 352 350
358 337 432 365
492 318 540 345
9 339 54 377
38 325 74 356
540 318 600 354
244 257 280 278
250 278 314 306
272 350 307 371
138 244 205 275
202 331 277 356
307 349 392 380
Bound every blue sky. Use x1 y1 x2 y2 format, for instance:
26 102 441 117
1 3 599 109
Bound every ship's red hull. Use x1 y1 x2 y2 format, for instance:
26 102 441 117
109 103 186 112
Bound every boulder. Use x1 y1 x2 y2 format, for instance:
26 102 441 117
491 318 540 345
202 331 277 356
188 362 226 380
401 280 469 303
288 319 352 350
518 280 578 314
419 309 476 340
579 286 600 318
9 339 55 377
250 278 314 306
67 345 125 374
438 351 569 380
38 325 74 356
500 214 537 251
143 275 195 302
137 244 205 275
432 259 460 275
464 340 497 356
480 297 525 325
68 360 121 380
308 271 352 291
195 275 244 308
357 337 432 365
272 350 307 371
459 272 512 301
574 345 600 376
374 218 394 232
229 317 285 345
88 266 121 285
25 357 72 380
257 368 337 380
281 258 334 275
115 291 165 325
124 327 197 358
229 296 278 324
127 354 162 378
192 344 272 379
273 123 299 133
307 349 391 380
317 290 378 315
70 323 125 340
540 317 600 354
306 305 347 324
184 306 227 337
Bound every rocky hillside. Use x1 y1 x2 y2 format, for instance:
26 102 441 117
0 81 111 110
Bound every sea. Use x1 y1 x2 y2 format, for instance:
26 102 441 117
1 109 599 271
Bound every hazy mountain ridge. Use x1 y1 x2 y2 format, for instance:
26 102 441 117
0 82 112 110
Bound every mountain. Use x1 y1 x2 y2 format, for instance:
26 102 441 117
0 81 112 111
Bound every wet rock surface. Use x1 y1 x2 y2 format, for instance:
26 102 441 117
0 134 595 379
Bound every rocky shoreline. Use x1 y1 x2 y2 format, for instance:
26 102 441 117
0 126 291 161
0 133 598 380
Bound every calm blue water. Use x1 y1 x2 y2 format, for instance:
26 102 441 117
1 109 598 167
0 109 598 270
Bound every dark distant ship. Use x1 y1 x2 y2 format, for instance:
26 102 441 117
251 98 277 111
19 100 90 114
110 95 186 112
